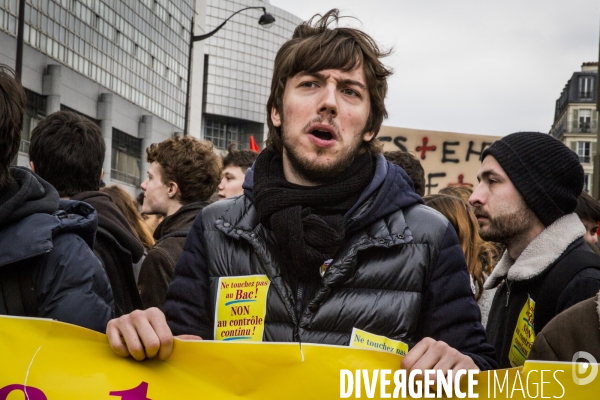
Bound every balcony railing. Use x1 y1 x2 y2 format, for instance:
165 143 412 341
579 155 591 163
570 121 598 133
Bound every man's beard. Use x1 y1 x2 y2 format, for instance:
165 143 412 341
281 115 366 184
475 204 537 244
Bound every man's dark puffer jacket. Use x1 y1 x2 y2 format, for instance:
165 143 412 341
164 157 497 370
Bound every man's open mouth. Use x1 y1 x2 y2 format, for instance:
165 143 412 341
311 129 334 141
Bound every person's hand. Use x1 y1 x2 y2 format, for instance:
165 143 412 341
401 337 479 377
106 307 174 361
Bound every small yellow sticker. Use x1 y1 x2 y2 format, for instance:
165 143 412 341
214 275 271 342
350 327 409 356
508 295 536 367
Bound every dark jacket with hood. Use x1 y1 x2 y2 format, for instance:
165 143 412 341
484 213 600 368
138 201 209 310
71 191 144 316
163 156 497 370
0 167 113 332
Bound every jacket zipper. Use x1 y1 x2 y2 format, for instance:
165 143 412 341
296 282 304 320
294 281 305 342
505 280 512 307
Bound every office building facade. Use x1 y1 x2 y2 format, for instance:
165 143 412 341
201 0 301 150
1 0 304 194
0 0 195 194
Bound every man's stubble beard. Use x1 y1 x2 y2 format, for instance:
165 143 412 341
477 203 538 245
280 112 368 184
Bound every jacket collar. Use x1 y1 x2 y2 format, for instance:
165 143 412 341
242 154 423 233
72 191 144 261
485 213 585 289
154 201 208 240
217 195 414 248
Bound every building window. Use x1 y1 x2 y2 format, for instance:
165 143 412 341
111 128 142 186
577 141 591 163
20 89 47 153
203 114 263 151
584 174 590 193
579 76 594 99
579 109 592 131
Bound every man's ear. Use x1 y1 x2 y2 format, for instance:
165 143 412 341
362 131 375 142
271 107 282 128
167 181 179 199
29 161 36 173
100 168 104 180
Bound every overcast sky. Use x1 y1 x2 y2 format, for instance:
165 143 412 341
269 0 600 136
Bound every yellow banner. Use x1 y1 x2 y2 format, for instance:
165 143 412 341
1 316 599 399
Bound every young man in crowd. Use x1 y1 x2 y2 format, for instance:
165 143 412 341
469 131 600 368
137 136 221 309
0 65 113 331
29 110 144 317
217 143 259 200
575 191 600 253
106 10 497 372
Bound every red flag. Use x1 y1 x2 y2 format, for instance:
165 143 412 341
249 135 260 153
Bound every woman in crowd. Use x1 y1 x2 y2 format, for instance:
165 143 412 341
101 185 155 282
424 194 499 326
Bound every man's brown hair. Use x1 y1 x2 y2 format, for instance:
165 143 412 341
0 65 26 189
265 9 392 155
146 136 222 203
384 151 425 196
222 142 258 173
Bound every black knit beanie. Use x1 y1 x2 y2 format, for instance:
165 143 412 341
482 132 583 227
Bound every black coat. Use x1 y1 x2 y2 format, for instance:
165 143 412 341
72 191 144 316
0 168 114 332
138 202 208 310
485 214 600 369
164 157 497 370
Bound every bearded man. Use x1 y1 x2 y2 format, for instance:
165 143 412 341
106 10 497 373
469 131 600 368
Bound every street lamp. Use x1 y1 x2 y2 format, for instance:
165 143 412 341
15 0 26 80
183 6 275 136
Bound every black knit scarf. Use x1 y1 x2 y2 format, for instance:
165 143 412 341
253 149 374 280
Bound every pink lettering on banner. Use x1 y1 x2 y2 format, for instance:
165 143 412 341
109 382 151 400
0 384 47 400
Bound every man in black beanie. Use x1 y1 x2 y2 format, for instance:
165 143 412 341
469 131 600 368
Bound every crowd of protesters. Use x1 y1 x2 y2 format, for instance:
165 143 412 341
2 9 600 375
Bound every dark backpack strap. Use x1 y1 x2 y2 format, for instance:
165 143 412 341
19 261 39 316
0 265 26 315
0 260 38 317
535 249 600 332
155 229 190 245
